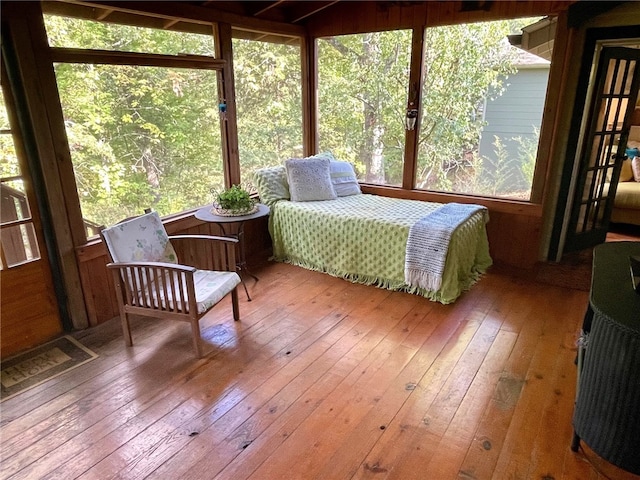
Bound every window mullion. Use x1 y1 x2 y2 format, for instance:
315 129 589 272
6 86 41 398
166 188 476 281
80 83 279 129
402 27 425 191
50 47 226 70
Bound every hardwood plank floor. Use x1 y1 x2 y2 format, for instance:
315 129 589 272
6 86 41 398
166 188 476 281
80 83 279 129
1 262 639 480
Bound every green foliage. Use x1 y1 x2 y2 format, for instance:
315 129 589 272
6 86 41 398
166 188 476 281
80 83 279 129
45 15 215 55
318 30 412 185
37 14 544 235
416 21 520 190
233 39 303 176
214 184 256 212
473 136 517 197
47 16 224 229
464 129 540 200
517 127 540 187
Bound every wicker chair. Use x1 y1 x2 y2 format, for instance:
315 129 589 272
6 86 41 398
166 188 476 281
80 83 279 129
100 211 240 358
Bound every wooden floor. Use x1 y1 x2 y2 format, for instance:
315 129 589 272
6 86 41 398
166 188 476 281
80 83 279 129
2 262 639 480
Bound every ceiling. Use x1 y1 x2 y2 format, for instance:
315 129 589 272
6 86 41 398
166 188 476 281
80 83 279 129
44 0 624 47
198 1 343 25
42 1 538 42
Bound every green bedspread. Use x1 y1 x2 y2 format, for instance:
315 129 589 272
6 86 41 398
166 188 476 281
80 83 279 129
269 194 492 304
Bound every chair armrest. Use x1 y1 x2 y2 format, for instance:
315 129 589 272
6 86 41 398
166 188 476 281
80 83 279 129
168 235 238 272
106 261 196 273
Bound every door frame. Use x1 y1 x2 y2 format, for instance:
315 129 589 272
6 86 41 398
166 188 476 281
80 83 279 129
548 25 640 261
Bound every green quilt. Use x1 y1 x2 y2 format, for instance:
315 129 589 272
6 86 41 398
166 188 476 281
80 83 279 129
269 194 492 304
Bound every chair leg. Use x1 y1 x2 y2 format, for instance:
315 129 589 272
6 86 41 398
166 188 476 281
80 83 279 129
191 318 203 358
232 288 240 321
121 311 133 347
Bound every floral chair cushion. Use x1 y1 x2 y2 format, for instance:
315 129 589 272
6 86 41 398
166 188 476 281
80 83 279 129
102 211 178 264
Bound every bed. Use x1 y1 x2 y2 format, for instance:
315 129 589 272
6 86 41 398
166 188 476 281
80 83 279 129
254 155 492 304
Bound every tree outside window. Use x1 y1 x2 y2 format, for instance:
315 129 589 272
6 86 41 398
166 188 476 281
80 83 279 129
45 16 223 236
318 30 412 186
233 37 303 184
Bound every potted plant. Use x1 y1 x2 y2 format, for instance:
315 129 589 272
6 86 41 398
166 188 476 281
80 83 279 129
213 184 257 216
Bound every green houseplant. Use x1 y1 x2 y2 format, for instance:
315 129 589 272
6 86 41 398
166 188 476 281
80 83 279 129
213 184 257 216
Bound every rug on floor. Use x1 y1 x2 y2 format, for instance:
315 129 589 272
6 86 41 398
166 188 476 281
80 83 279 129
1 335 97 401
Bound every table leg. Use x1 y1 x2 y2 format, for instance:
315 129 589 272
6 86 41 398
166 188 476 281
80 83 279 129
219 222 258 302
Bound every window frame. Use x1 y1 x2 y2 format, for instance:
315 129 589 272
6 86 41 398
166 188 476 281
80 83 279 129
311 23 552 210
43 8 551 249
48 43 229 239
232 35 305 183
0 66 42 269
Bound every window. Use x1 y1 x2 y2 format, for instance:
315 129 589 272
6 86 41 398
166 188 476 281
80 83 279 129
44 16 225 236
233 36 303 183
317 30 412 186
45 16 216 56
415 19 547 200
0 84 40 269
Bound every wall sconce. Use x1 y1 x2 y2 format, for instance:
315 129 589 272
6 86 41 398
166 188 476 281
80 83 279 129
405 108 418 131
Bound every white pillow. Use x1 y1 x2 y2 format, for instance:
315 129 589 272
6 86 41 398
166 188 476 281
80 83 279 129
330 161 361 196
308 151 337 162
285 157 337 202
632 156 640 182
620 159 634 182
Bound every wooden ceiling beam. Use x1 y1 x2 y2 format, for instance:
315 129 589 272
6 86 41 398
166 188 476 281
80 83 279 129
60 0 305 36
95 8 113 20
288 1 340 23
162 18 180 29
252 1 286 17
42 2 214 35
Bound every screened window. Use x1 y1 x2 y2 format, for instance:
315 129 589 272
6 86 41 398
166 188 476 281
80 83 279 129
416 19 547 200
317 30 412 186
45 16 215 55
44 16 224 236
233 37 303 183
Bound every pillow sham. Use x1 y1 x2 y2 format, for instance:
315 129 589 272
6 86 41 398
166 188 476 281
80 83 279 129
330 161 361 196
620 159 634 182
308 151 337 162
253 165 290 207
632 156 640 182
285 157 337 202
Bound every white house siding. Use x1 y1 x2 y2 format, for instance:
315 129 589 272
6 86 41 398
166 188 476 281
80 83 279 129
479 65 550 191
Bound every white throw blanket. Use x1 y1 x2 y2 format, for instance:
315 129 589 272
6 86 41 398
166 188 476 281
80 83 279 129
405 203 487 291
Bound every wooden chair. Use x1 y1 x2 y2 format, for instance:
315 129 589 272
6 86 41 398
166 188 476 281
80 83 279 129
100 210 240 358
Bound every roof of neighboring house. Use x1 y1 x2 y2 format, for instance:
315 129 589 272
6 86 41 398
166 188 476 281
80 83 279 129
515 49 551 68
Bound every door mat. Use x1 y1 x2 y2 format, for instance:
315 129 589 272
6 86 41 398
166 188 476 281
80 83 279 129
1 335 98 402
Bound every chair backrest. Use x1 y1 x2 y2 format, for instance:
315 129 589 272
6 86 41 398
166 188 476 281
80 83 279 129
101 211 178 264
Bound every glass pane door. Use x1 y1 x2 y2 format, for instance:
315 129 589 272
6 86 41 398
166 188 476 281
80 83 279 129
0 86 40 268
565 47 640 252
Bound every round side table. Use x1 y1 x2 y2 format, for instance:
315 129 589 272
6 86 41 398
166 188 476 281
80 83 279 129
194 203 270 301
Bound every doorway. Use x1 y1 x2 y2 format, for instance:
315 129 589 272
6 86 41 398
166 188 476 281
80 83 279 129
1 61 63 358
550 32 640 262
